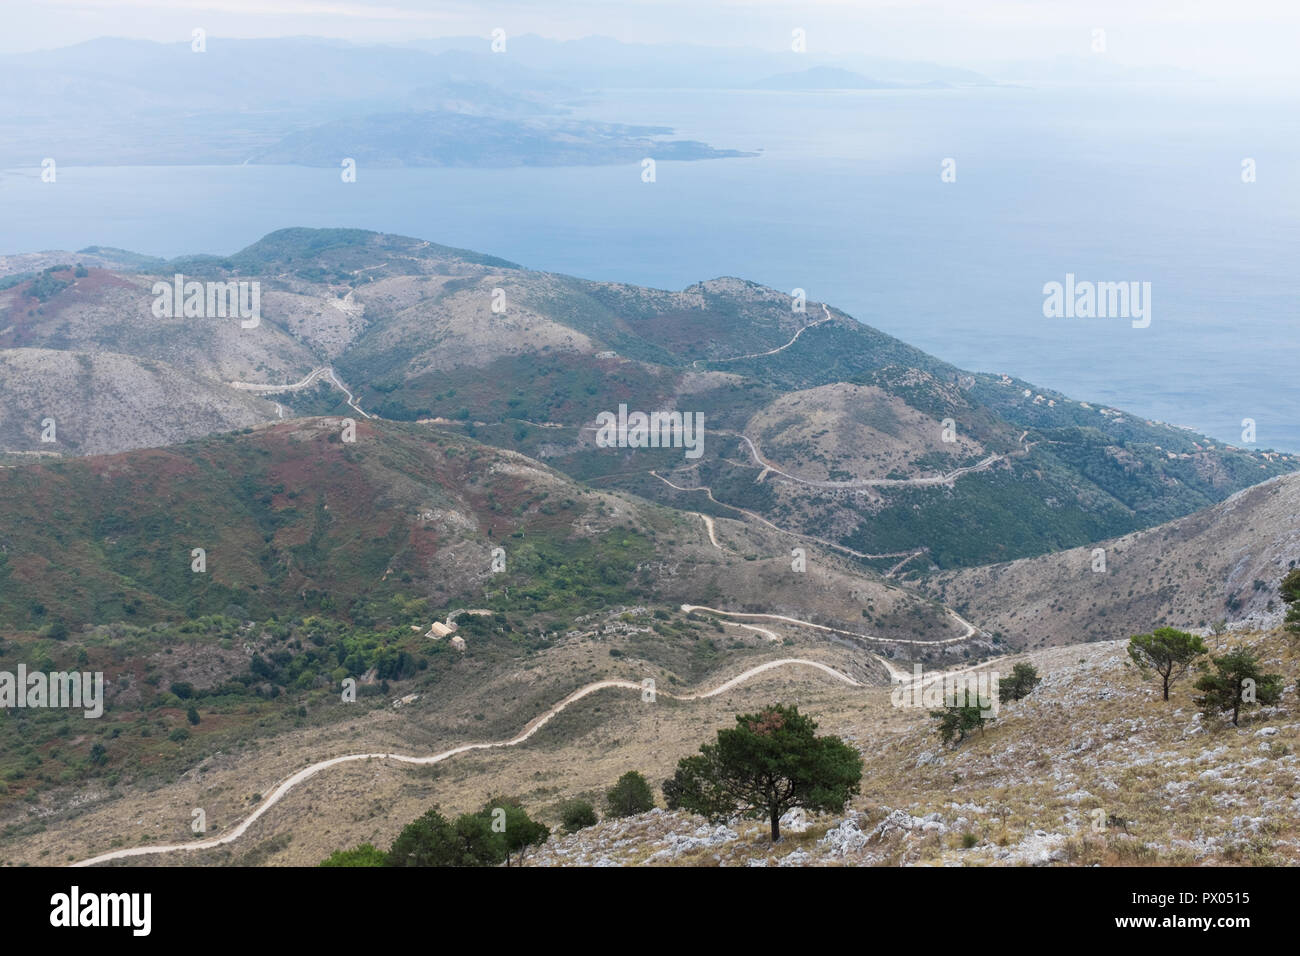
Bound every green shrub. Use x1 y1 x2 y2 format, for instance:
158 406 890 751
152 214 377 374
560 799 598 833
320 843 386 867
606 771 655 818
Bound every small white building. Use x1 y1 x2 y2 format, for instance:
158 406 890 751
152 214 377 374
450 635 466 652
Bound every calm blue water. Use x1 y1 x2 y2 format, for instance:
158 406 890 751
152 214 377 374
3 87 1298 450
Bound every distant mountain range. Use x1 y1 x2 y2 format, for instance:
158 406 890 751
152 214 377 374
752 67 907 90
399 34 996 89
0 35 998 167
0 35 1206 169
249 111 754 168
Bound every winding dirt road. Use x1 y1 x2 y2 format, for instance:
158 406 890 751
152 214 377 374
652 425 1036 578
721 620 781 642
650 471 927 571
230 366 371 419
693 304 835 368
697 512 724 550
730 432 1009 490
71 657 860 867
680 604 980 647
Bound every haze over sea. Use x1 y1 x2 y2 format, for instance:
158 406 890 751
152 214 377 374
3 86 1298 450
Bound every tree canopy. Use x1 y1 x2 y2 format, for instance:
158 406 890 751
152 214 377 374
930 702 992 744
663 704 861 841
381 800 548 867
606 771 655 818
1194 647 1283 727
998 662 1041 703
480 797 550 866
1128 627 1207 701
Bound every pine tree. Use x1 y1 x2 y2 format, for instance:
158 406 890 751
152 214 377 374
664 704 861 841
1194 647 1283 726
1128 628 1207 701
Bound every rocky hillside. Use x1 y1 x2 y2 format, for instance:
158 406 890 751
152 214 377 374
0 348 276 455
7 584 1292 866
929 472 1300 648
523 630 1299 867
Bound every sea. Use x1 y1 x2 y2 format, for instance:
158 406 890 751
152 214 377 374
2 85 1298 450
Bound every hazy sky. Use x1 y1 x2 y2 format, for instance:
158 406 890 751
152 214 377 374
9 0 1300 80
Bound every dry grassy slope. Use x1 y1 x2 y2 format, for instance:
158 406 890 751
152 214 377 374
0 269 321 383
0 242 629 454
928 473 1300 649
659 516 973 650
336 270 830 389
358 419 970 647
348 272 597 376
553 274 813 360
2 609 893 867
259 288 366 360
747 383 988 482
0 249 146 279
523 629 1299 867
23 627 1293 867
0 348 277 455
